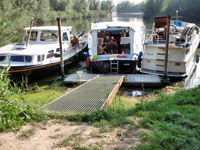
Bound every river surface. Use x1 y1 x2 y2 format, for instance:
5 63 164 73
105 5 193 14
30 13 200 89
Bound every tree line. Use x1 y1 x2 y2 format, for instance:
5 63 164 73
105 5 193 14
116 0 200 23
0 0 113 46
140 0 200 22
117 1 141 13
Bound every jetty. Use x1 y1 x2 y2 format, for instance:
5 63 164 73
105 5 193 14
43 74 161 114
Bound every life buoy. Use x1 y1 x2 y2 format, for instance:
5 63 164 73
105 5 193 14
86 56 90 68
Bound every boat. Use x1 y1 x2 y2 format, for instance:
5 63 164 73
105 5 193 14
0 26 87 83
141 15 200 77
86 21 139 74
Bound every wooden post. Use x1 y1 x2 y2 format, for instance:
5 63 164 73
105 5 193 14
27 18 34 47
176 10 178 20
57 18 65 78
164 15 171 78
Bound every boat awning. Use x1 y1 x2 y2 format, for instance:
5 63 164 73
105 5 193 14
154 16 168 28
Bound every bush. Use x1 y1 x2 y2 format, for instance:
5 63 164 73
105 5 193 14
0 67 44 131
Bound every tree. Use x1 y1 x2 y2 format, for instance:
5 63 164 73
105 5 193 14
140 0 163 20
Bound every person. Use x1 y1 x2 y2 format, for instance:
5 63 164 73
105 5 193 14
108 36 117 54
97 39 107 55
52 33 57 41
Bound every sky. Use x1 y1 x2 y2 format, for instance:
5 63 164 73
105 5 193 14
112 0 144 5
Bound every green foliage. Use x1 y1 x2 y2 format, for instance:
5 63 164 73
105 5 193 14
18 128 35 139
0 0 110 47
134 86 200 149
117 1 141 13
0 67 45 132
141 0 200 22
140 0 163 20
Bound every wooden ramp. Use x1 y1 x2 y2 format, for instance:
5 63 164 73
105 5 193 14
43 75 124 114
64 74 161 87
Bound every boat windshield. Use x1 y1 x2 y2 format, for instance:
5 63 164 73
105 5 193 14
40 31 58 42
24 31 38 41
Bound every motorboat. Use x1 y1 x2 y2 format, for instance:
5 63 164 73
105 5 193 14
86 21 139 74
0 26 87 83
141 16 200 77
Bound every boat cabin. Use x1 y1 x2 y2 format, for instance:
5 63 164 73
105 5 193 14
146 16 200 47
141 16 200 77
88 22 139 74
90 22 136 56
22 26 72 44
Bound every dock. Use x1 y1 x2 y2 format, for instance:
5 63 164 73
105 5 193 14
64 73 161 87
43 75 124 114
43 74 161 114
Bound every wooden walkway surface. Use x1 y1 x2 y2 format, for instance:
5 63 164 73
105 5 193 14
64 74 161 87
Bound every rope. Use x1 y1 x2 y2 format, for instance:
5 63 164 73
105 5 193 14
96 61 110 74
94 61 105 73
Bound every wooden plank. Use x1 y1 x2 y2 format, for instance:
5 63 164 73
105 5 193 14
102 76 125 108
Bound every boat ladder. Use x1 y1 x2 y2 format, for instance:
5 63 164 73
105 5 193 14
110 60 118 74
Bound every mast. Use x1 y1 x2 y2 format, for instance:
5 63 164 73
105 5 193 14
26 18 34 47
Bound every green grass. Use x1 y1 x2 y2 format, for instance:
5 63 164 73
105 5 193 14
134 87 200 150
1 67 200 149
18 128 35 139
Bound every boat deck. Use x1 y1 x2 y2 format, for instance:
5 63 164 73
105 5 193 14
43 75 124 114
64 73 161 87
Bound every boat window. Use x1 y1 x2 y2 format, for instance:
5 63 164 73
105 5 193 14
40 31 58 42
38 55 44 61
97 30 130 55
47 50 54 58
24 31 38 41
10 56 32 62
63 32 69 41
0 56 6 61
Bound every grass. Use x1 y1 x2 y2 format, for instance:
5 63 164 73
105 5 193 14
1 66 200 149
18 128 35 139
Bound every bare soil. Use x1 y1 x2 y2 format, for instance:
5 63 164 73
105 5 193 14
0 118 150 150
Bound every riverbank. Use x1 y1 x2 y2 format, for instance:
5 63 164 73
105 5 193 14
1 64 200 149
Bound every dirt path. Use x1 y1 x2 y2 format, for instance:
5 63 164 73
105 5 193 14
0 118 150 150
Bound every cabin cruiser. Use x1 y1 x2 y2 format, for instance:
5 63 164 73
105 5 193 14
0 26 87 83
87 21 139 74
141 16 200 77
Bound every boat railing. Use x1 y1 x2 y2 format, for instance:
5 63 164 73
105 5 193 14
145 29 193 47
144 33 159 45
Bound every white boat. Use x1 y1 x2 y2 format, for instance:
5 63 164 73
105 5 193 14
87 21 139 74
141 16 200 77
0 26 87 83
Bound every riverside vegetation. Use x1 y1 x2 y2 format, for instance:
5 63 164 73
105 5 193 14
0 0 113 47
1 67 200 149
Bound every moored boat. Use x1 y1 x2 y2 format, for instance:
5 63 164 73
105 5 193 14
141 16 200 77
0 26 87 83
87 21 140 74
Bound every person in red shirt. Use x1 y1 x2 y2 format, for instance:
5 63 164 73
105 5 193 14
108 36 117 54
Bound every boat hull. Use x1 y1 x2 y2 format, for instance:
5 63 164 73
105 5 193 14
3 51 85 84
90 60 137 74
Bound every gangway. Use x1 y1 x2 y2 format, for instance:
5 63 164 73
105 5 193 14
43 75 124 114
